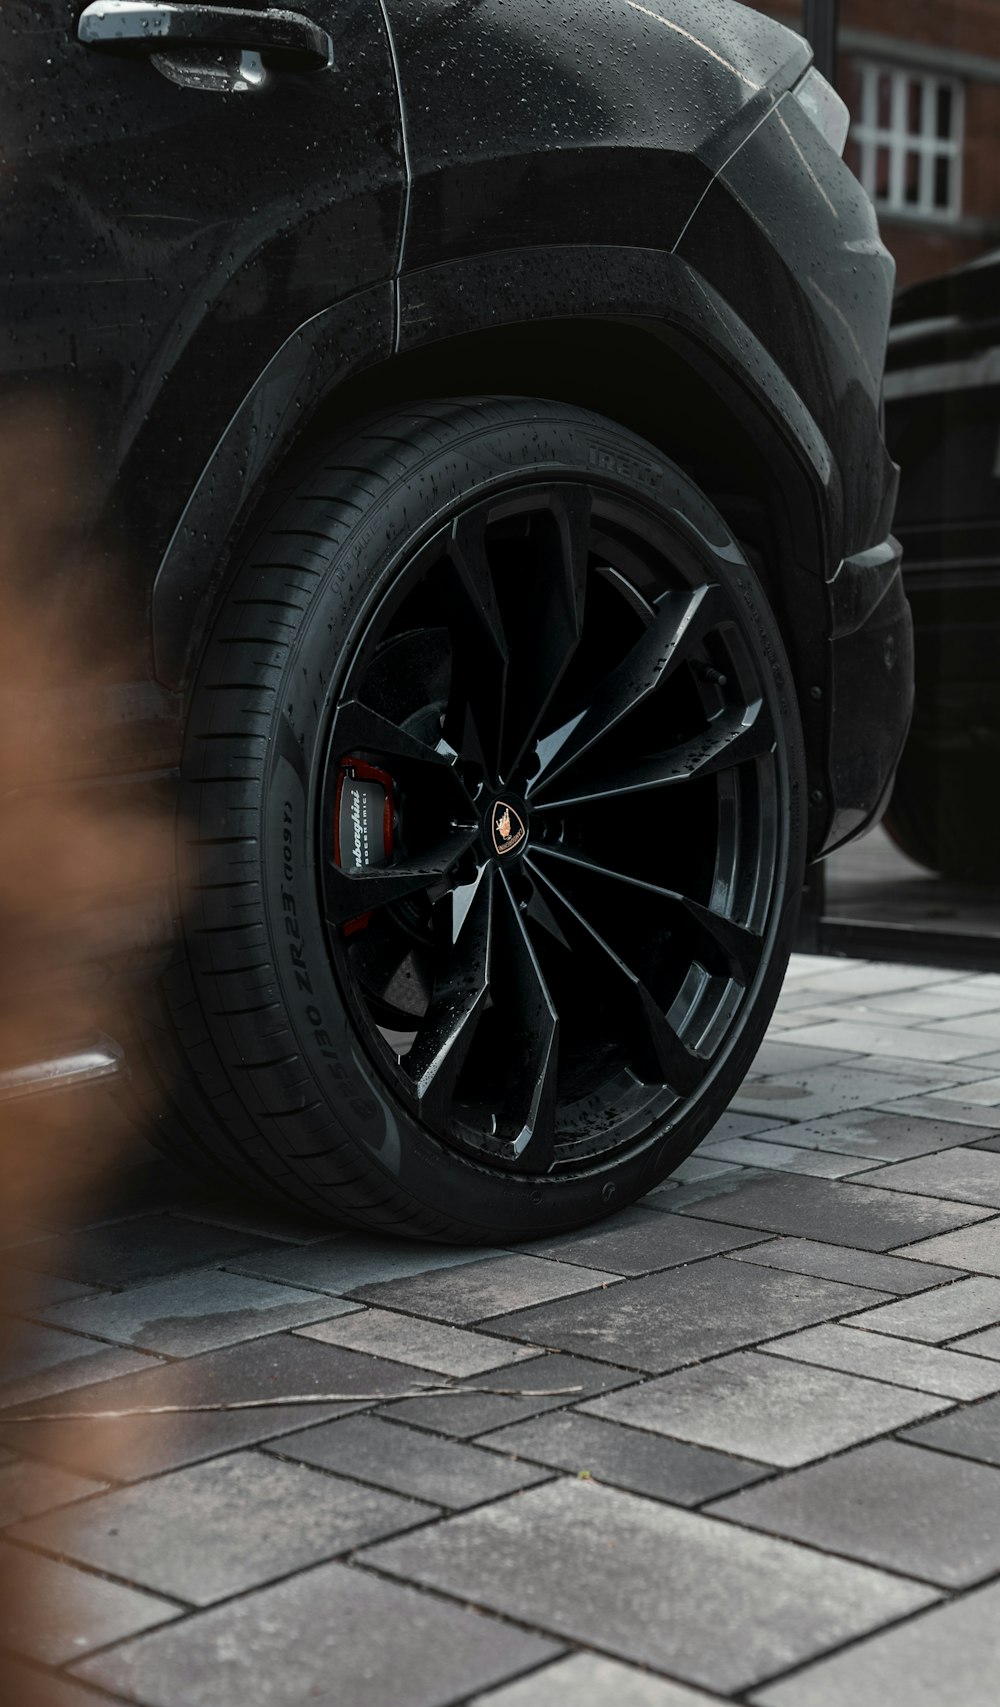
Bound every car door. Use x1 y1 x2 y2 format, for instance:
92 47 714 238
0 0 405 561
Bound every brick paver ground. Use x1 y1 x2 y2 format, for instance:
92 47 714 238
4 953 1000 1704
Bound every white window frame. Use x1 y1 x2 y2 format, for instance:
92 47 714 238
853 62 964 222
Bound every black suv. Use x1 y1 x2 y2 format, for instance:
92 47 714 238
2 0 911 1240
883 252 1000 882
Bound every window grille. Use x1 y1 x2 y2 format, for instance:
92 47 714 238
852 63 963 220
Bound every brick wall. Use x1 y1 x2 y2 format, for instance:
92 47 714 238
753 1 1000 287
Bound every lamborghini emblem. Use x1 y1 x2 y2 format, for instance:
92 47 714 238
491 800 526 855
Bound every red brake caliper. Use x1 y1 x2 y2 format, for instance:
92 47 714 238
333 758 395 935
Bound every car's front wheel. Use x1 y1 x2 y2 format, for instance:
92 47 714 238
141 398 806 1241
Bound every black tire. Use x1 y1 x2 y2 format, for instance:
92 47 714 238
138 398 806 1242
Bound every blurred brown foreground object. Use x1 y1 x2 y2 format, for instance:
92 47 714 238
0 399 171 1242
0 400 174 1700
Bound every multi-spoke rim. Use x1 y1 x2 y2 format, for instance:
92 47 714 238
317 479 782 1175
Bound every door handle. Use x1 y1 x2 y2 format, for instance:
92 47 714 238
77 0 333 71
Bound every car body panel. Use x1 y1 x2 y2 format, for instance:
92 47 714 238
1 0 405 684
2 1 904 863
383 0 810 269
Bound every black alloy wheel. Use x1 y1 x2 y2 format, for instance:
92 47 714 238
323 483 781 1173
143 399 806 1241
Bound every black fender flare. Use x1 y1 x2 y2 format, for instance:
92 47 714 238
152 245 835 695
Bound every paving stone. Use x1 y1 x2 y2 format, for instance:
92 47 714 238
1 1222 57 1253
643 1167 756 1210
848 1276 1000 1341
780 961 850 989
931 1076 1000 1103
876 1093 1000 1128
0 1310 157 1392
857 1147 1000 1208
782 951 870 979
268 1413 549 1509
47 1156 222 1227
948 973 1000 992
0 1460 105 1529
228 1233 489 1294
775 1020 987 1062
725 1238 959 1294
890 1218 1000 1274
478 1410 768 1506
874 987 1000 1020
471 1653 723 1705
749 1040 864 1075
294 1308 541 1376
901 1393 1000 1467
767 1002 875 1027
922 1010 1000 1042
37 1268 362 1357
664 1155 745 1185
945 973 1000 993
6 1274 104 1313
643 1169 777 1215
732 1066 963 1123
519 1208 767 1275
168 1200 329 1247
360 1478 935 1695
841 1057 985 1086
782 964 963 997
0 1656 121 1707
584 1352 950 1467
746 1111 994 1163
750 1578 1000 1707
81 1161 333 1249
10 1450 433 1606
709 1439 1000 1587
74 1557 560 1707
765 1323 1000 1400
19 1216 273 1288
482 1258 886 1374
701 1111 779 1141
348 1254 620 1323
0 1334 434 1482
81 1157 330 1247
379 1353 636 1438
19 953 1000 1707
677 1173 992 1250
951 1324 1000 1358
697 1137 882 1178
0 1541 177 1663
0 1323 157 1409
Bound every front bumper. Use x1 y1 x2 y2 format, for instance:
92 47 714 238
822 536 914 853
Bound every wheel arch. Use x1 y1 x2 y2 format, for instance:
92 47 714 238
151 247 837 848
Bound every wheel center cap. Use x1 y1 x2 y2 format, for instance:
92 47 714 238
489 797 527 857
